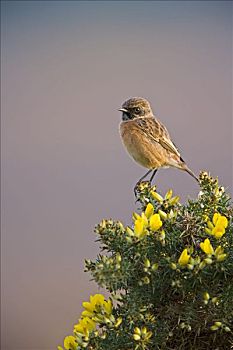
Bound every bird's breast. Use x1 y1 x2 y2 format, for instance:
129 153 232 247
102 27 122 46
119 121 165 169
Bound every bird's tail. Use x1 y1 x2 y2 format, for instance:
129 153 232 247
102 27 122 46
182 165 199 182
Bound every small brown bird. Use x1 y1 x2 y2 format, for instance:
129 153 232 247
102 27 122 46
119 97 198 193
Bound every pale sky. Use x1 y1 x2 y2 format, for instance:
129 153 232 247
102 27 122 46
1 1 232 349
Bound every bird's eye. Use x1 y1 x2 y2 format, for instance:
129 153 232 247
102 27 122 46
135 107 141 114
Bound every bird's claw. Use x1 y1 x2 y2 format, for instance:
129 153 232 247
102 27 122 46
134 180 151 198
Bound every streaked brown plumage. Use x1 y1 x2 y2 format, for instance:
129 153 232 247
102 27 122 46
119 97 198 192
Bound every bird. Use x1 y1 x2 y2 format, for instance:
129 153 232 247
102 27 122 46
118 97 198 194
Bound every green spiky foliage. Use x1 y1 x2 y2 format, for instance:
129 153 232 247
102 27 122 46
59 172 233 350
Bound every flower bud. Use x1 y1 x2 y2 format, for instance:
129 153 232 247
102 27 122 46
133 334 141 341
152 263 159 271
158 209 167 220
170 262 177 270
216 254 227 262
203 292 210 301
116 253 122 263
169 196 180 206
199 261 206 269
187 264 194 270
142 276 150 284
134 327 141 335
126 227 134 236
115 317 122 328
144 258 151 268
211 297 219 305
150 191 163 203
165 189 173 200
204 258 213 265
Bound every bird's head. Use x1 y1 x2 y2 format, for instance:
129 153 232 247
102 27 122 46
119 97 153 121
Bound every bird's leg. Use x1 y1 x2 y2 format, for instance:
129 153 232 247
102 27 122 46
134 169 152 196
149 169 158 184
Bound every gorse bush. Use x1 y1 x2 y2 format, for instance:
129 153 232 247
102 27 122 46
58 172 233 350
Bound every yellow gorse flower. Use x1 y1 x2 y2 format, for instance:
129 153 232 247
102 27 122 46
133 204 163 239
59 293 114 350
205 213 228 239
200 238 214 255
134 218 147 239
178 248 191 266
150 188 180 207
199 239 227 262
74 317 96 337
133 210 149 239
149 213 163 231
82 294 112 318
145 203 154 218
133 326 153 342
63 336 77 350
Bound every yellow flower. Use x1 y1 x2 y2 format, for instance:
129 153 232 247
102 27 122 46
141 326 153 341
133 326 152 342
64 336 77 350
200 238 214 255
213 213 227 226
82 294 104 314
74 317 96 337
141 213 149 227
133 326 141 341
133 212 150 239
104 299 112 315
178 248 190 266
206 213 228 239
145 203 154 218
133 212 148 227
212 230 225 239
82 294 112 318
134 219 145 238
149 214 163 231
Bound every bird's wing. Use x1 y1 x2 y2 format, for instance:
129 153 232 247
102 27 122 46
136 117 181 157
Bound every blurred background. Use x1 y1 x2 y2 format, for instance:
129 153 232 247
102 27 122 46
1 1 232 349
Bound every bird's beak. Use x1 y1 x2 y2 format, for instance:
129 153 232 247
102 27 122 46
118 108 128 113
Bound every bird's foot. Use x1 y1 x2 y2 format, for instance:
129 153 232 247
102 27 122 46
134 180 151 198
